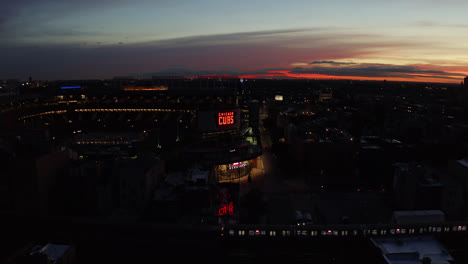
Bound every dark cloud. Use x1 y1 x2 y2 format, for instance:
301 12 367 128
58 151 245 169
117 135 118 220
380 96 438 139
409 74 462 80
290 64 466 78
134 28 321 49
309 60 356 65
0 28 362 79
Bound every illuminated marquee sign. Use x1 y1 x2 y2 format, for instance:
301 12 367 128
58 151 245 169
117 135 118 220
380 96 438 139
229 162 248 170
218 111 235 126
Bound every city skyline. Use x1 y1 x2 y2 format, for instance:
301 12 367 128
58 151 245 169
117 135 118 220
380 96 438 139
2 0 468 83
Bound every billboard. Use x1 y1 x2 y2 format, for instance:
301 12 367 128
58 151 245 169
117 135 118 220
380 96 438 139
275 95 283 101
198 108 240 131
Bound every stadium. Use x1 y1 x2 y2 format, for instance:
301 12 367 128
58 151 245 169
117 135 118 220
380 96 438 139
0 77 263 182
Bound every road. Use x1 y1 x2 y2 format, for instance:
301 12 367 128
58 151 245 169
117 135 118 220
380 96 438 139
237 105 312 224
240 105 310 195
238 106 283 194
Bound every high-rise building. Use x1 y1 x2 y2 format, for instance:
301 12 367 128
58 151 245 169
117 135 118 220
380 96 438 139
464 76 468 88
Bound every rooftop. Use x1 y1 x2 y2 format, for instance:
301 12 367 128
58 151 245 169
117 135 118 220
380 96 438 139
371 236 453 264
457 159 468 168
392 210 445 224
28 243 72 264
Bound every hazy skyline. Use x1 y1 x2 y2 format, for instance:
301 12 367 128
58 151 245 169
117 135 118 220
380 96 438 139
2 0 468 83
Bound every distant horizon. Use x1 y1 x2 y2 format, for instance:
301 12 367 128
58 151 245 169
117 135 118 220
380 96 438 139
5 74 465 86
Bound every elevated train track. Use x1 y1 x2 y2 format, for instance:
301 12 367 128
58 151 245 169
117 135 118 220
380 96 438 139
221 222 468 240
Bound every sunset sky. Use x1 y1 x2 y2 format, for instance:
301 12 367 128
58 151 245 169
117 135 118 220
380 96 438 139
2 0 468 83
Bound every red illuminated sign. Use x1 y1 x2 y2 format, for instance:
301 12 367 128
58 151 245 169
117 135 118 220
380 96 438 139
217 187 235 217
219 201 234 216
218 111 234 126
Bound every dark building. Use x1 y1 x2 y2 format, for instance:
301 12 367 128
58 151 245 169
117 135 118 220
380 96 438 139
393 162 464 220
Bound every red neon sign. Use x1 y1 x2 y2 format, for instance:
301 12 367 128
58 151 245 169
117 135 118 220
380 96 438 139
218 111 234 126
219 201 234 216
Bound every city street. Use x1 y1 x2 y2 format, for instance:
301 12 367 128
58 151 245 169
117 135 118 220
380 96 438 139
237 105 312 224
240 105 310 195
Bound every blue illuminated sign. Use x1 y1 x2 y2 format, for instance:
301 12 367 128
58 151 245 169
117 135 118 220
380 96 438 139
60 86 81 89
